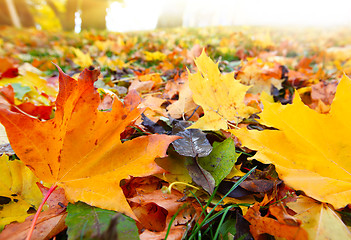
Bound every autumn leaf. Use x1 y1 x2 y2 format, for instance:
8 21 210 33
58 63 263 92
66 202 139 240
244 203 308 240
236 58 283 94
166 78 199 121
72 48 93 68
233 75 351 208
121 176 202 240
198 138 238 185
188 50 257 130
287 196 351 239
171 120 212 158
0 155 42 230
0 183 68 240
0 71 57 99
0 85 53 120
0 66 178 218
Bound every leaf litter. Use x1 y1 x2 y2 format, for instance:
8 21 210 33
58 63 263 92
0 26 351 239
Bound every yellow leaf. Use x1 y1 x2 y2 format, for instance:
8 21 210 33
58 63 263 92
232 75 351 208
0 155 42 230
72 48 93 68
188 50 256 130
287 196 351 239
0 72 57 99
144 51 166 62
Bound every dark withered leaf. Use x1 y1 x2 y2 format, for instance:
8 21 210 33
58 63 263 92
186 157 215 194
141 113 167 134
172 120 212 157
239 179 276 193
234 212 254 240
218 179 277 198
218 181 253 198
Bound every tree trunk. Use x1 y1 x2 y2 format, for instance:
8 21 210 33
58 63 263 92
13 0 35 27
81 0 108 30
63 0 78 31
0 0 12 26
46 0 78 31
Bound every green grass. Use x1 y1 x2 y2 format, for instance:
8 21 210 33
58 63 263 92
165 167 256 240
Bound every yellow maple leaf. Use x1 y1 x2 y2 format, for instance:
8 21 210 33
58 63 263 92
0 67 178 218
232 75 351 208
72 48 93 68
0 155 42 230
188 50 257 130
287 196 351 239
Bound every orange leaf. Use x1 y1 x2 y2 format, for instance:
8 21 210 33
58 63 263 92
244 204 308 240
122 176 202 240
0 67 178 218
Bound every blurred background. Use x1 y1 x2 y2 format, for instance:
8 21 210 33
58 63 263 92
1 0 351 32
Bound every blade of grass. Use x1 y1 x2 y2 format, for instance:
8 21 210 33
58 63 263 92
213 207 231 240
188 167 256 240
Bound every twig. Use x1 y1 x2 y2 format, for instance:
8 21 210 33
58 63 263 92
111 76 136 83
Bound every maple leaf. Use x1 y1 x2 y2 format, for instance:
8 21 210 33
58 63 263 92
233 75 351 208
0 67 178 217
287 196 351 239
72 48 93 68
188 50 257 130
244 203 308 240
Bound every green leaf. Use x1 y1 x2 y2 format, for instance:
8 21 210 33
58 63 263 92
198 138 237 185
66 202 139 240
10 83 31 100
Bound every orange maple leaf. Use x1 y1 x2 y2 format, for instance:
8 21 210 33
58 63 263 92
0 67 178 218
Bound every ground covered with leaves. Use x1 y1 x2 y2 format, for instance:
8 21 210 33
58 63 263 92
0 26 351 240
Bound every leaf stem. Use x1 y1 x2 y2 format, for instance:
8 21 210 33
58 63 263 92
26 184 58 240
167 181 200 193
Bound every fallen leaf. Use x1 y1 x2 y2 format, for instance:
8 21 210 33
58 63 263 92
166 78 199 120
122 176 201 240
172 120 212 158
129 80 154 93
0 85 53 120
0 58 18 79
244 203 308 240
141 114 168 134
0 71 57 99
154 149 193 189
197 138 237 185
186 157 215 194
234 212 253 240
0 181 68 239
72 48 93 68
233 75 351 208
0 67 178 218
188 50 256 130
0 155 42 230
287 196 351 239
0 208 67 240
66 202 139 240
236 58 283 94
